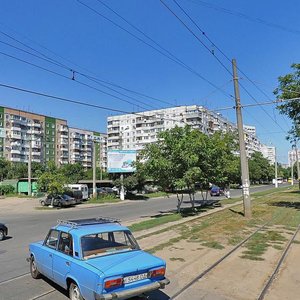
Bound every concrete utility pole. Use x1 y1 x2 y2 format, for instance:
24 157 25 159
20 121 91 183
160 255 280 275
100 139 103 181
232 59 251 218
274 147 278 188
294 143 300 188
291 159 294 186
92 140 97 198
28 135 32 196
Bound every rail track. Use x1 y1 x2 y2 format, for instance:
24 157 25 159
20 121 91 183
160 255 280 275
257 224 300 300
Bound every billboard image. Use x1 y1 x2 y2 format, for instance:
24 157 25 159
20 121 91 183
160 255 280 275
107 150 137 173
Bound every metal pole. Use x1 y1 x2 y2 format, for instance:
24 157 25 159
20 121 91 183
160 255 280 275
295 143 300 188
92 140 97 198
274 147 278 188
232 59 251 218
291 158 294 186
28 133 32 196
120 173 125 201
100 139 103 181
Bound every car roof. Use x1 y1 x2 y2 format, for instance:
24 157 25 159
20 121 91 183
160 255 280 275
54 222 129 238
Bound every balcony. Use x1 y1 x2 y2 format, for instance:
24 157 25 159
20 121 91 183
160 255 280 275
11 157 22 162
60 138 68 145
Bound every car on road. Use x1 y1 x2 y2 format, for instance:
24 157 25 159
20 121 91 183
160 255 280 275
28 218 169 300
0 223 8 241
40 194 76 207
210 186 223 197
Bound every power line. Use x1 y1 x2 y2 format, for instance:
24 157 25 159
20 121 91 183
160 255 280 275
0 50 157 111
75 0 233 99
160 0 233 76
0 82 187 124
162 0 289 133
0 28 173 107
185 0 300 36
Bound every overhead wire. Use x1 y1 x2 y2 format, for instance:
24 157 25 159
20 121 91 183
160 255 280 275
75 0 233 99
184 0 300 36
0 50 157 111
162 0 289 133
0 82 189 124
0 28 174 107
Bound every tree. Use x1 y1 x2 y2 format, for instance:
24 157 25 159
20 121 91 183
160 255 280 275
37 172 66 196
248 152 273 183
6 162 27 179
0 158 10 181
84 167 109 180
60 163 85 184
138 126 238 212
274 63 300 142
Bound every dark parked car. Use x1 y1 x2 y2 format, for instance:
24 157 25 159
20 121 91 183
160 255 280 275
40 194 76 207
0 223 8 241
64 190 83 204
210 186 223 197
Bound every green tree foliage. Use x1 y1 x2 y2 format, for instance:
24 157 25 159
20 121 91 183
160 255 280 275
84 167 109 180
37 170 66 196
0 184 15 195
60 163 85 183
6 162 27 179
139 126 238 212
0 158 10 181
248 152 273 183
274 63 300 141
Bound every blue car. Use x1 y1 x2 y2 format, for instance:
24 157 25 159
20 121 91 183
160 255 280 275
28 218 169 300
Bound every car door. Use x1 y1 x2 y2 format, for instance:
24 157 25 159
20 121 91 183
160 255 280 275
53 231 74 288
42 229 60 279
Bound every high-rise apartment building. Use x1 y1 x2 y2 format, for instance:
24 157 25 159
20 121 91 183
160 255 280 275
0 106 107 169
107 105 262 156
260 145 276 164
288 149 300 167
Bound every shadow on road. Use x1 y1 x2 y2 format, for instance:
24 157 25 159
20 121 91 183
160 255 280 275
40 276 171 300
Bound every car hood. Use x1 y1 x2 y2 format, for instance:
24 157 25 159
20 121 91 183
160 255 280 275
85 250 164 276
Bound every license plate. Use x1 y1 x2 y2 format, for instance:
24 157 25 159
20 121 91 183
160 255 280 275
123 273 148 284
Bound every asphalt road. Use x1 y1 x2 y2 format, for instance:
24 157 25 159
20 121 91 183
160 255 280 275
0 184 286 299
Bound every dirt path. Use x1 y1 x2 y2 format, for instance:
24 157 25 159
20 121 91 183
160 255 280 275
264 230 300 300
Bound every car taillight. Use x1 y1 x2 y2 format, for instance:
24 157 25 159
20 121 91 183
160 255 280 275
149 267 165 278
104 278 123 289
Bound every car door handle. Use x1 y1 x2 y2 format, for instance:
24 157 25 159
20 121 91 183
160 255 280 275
66 261 70 266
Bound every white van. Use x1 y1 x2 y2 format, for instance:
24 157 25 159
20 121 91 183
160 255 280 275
66 184 89 200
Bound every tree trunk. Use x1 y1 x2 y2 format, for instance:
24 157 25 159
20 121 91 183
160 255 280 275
176 193 184 213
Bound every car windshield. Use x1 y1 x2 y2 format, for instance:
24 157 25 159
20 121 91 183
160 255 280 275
62 195 72 200
81 230 139 259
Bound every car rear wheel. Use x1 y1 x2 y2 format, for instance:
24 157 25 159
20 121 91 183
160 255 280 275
69 282 83 300
0 229 5 241
30 257 41 279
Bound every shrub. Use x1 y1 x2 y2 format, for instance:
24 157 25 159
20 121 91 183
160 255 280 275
0 184 15 195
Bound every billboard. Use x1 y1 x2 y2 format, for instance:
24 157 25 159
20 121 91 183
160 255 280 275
107 150 137 173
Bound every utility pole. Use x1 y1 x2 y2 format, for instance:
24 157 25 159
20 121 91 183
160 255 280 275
28 134 32 196
100 138 103 181
274 147 278 188
92 140 97 198
294 143 300 188
232 59 251 218
291 158 294 186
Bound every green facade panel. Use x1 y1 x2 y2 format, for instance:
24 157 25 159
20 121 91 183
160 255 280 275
44 117 56 162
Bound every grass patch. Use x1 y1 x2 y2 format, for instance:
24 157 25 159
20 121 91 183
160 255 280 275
273 245 284 250
129 214 182 232
85 195 120 204
170 257 185 262
146 236 183 253
202 241 224 249
292 240 300 244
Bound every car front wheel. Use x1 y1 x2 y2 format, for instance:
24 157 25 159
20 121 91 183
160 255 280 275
40 200 46 206
0 229 5 241
30 257 41 279
69 282 83 300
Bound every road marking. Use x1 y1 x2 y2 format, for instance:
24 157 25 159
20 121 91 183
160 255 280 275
29 289 56 300
0 272 30 285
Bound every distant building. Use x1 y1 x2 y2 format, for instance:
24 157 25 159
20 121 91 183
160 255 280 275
107 105 262 156
260 145 276 164
288 149 300 167
0 106 107 169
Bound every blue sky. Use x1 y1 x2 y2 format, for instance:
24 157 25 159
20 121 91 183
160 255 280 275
0 0 299 163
